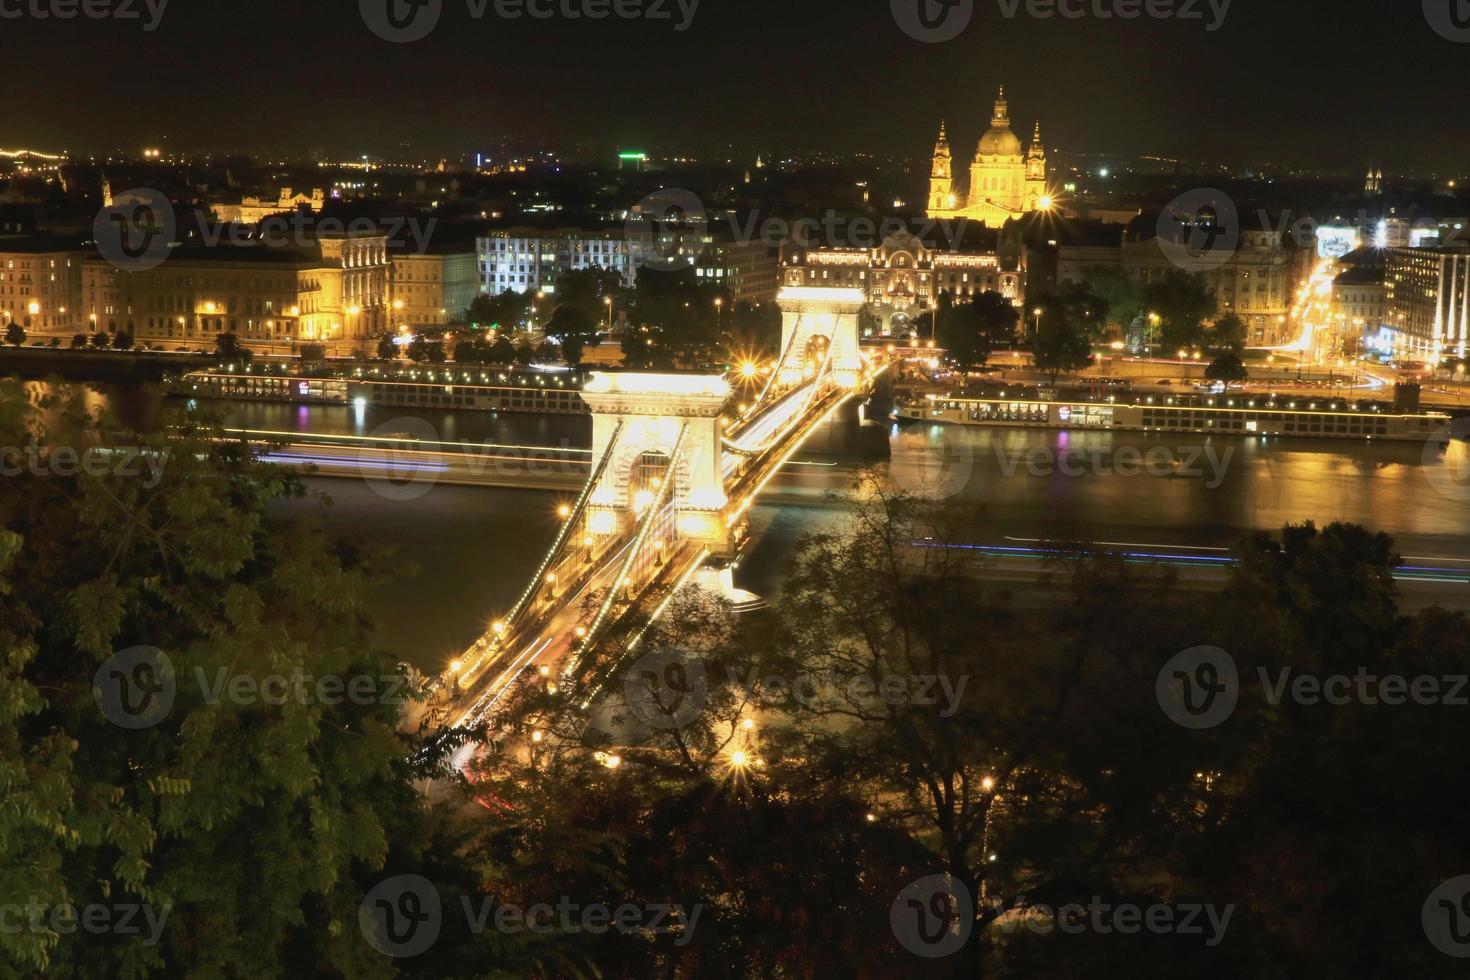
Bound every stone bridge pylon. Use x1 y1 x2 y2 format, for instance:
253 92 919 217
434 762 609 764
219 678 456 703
579 372 734 552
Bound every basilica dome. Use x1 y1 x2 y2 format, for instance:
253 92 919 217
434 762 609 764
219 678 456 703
977 124 1022 158
926 85 1050 227
977 86 1022 157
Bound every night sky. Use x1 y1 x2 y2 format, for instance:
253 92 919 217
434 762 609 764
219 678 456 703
6 0 1467 170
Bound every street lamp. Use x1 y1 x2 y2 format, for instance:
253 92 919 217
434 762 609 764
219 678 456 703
1032 307 1043 341
604 296 613 333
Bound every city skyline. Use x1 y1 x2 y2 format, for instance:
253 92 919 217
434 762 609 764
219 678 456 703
8 2 1470 974
5 0 1470 170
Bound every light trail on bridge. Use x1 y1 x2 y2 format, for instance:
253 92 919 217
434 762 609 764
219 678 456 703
410 289 888 772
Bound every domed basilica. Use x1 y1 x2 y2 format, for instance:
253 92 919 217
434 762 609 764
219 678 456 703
926 86 1050 227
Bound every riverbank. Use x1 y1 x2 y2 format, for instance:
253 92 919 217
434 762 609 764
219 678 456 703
0 347 214 382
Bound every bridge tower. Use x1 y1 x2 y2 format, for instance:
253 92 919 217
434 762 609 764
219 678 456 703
776 286 865 388
580 372 734 553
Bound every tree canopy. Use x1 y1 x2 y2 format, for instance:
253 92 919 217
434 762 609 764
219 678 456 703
936 290 1019 372
1145 270 1216 351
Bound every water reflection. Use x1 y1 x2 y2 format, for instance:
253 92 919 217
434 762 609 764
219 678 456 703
23 384 1469 670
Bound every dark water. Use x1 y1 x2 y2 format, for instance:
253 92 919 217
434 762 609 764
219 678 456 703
134 388 593 450
291 403 1470 672
31 385 1470 671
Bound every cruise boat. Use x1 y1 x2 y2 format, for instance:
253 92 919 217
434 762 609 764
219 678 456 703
170 366 590 415
895 391 1453 443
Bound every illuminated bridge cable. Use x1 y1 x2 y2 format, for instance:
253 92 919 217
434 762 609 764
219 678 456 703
501 421 625 634
576 423 691 657
435 424 628 709
726 312 808 439
720 337 838 457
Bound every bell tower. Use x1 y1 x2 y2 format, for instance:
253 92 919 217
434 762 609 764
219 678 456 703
1024 121 1048 209
928 121 955 217
1026 121 1046 181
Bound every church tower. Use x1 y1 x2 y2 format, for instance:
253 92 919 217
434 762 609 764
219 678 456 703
1023 121 1048 209
968 87 1025 220
925 85 1054 226
928 121 956 216
1365 162 1382 196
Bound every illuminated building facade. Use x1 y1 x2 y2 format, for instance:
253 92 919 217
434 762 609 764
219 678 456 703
1329 266 1385 341
306 233 392 346
783 232 1023 335
927 87 1050 227
1057 229 1304 346
1382 246 1470 358
0 238 83 332
477 228 778 306
81 232 391 354
478 229 636 296
213 188 326 225
689 237 780 305
392 249 479 328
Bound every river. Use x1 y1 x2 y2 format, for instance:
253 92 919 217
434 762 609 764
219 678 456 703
23 385 1470 671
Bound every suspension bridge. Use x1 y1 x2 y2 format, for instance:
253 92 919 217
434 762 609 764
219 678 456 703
409 286 885 747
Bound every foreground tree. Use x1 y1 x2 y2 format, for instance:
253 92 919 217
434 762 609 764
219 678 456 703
213 332 250 364
550 267 627 325
0 383 461 978
545 305 597 366
1032 300 1093 384
4 322 25 347
467 290 532 333
408 336 446 363
1082 265 1146 334
1205 350 1248 384
489 334 517 365
937 291 1018 372
1210 312 1247 353
1145 269 1215 351
1049 281 1110 339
